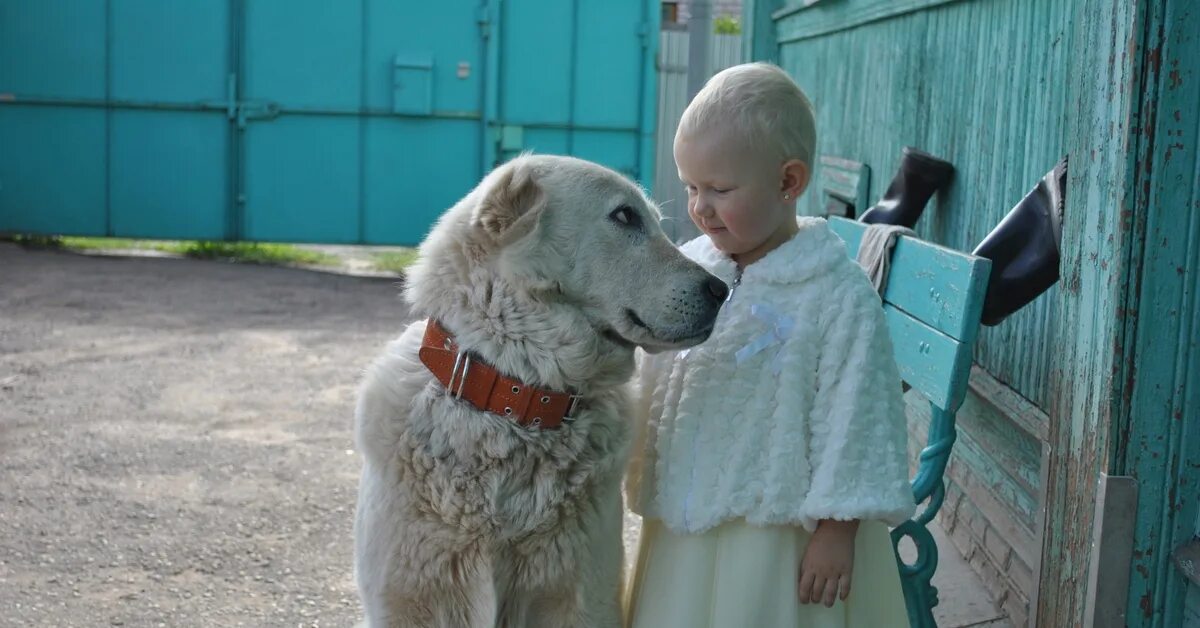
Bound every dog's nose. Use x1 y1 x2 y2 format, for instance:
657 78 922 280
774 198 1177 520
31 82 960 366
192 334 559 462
704 276 729 304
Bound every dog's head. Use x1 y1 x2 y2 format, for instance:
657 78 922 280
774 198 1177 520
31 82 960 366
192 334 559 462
407 155 725 353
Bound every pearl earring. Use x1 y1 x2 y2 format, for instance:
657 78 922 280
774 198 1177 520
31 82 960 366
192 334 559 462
783 194 791 200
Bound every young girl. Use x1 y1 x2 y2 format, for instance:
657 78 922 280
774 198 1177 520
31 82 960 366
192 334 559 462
625 63 916 627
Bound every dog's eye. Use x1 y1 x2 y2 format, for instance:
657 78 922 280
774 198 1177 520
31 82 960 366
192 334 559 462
609 205 641 229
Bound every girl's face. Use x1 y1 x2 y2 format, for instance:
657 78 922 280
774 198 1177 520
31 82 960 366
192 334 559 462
674 128 808 266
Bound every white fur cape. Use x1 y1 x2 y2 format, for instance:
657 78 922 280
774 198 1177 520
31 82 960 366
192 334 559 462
626 217 916 533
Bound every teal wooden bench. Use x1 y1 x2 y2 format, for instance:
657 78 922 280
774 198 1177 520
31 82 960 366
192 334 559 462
826 216 992 628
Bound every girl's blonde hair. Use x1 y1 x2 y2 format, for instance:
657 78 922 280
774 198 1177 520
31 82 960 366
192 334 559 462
678 62 817 167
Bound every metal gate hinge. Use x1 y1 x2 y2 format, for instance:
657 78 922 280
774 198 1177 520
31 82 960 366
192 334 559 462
214 74 280 129
477 5 491 38
233 101 280 129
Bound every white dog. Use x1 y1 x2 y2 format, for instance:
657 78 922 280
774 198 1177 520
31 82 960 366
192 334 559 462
354 155 727 627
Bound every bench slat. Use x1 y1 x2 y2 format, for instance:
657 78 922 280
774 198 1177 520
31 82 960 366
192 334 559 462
819 156 871 211
884 302 972 412
827 217 990 344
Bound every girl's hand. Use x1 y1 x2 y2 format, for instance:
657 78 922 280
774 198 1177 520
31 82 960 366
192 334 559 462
798 519 859 607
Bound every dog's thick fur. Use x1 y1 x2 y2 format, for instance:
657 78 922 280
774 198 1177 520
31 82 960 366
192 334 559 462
354 155 723 627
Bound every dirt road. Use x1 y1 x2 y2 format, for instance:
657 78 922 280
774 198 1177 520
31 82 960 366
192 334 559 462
0 244 414 627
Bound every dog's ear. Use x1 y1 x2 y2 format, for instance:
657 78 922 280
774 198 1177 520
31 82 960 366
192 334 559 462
473 159 547 242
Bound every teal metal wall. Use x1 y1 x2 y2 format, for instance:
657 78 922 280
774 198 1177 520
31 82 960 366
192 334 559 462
0 0 660 245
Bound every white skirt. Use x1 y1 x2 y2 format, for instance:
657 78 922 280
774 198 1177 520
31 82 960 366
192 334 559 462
625 518 909 628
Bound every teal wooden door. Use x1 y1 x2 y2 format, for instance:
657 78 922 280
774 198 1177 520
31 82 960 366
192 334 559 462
745 0 1200 625
753 2 1075 624
750 2 1075 624
0 1 660 245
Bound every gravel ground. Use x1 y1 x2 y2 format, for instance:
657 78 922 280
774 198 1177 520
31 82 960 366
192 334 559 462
0 243 644 627
1 244 428 626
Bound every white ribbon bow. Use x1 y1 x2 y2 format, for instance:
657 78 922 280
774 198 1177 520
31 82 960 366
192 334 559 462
735 303 795 374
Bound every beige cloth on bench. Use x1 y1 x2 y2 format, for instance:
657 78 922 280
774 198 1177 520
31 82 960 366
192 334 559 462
855 224 914 295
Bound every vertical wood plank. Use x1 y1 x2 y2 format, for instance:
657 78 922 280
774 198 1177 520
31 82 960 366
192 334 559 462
1118 0 1200 624
1041 0 1147 624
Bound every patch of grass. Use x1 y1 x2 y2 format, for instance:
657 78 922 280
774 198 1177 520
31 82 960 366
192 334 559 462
60 236 161 251
171 241 338 267
6 234 337 267
370 249 419 274
714 14 741 35
6 234 65 247
3 234 154 250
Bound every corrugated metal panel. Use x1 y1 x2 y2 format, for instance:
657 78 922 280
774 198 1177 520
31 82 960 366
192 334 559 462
0 0 660 245
653 31 742 242
775 0 1072 409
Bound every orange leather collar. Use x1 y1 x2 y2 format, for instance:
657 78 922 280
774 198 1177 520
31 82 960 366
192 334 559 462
417 319 581 430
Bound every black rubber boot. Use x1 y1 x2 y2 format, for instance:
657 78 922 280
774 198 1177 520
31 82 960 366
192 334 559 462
859 147 956 228
972 156 1068 326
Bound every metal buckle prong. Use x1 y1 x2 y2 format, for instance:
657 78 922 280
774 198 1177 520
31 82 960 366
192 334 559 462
449 352 472 399
566 394 583 419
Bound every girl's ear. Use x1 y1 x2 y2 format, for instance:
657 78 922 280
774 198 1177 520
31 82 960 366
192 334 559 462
780 159 811 201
